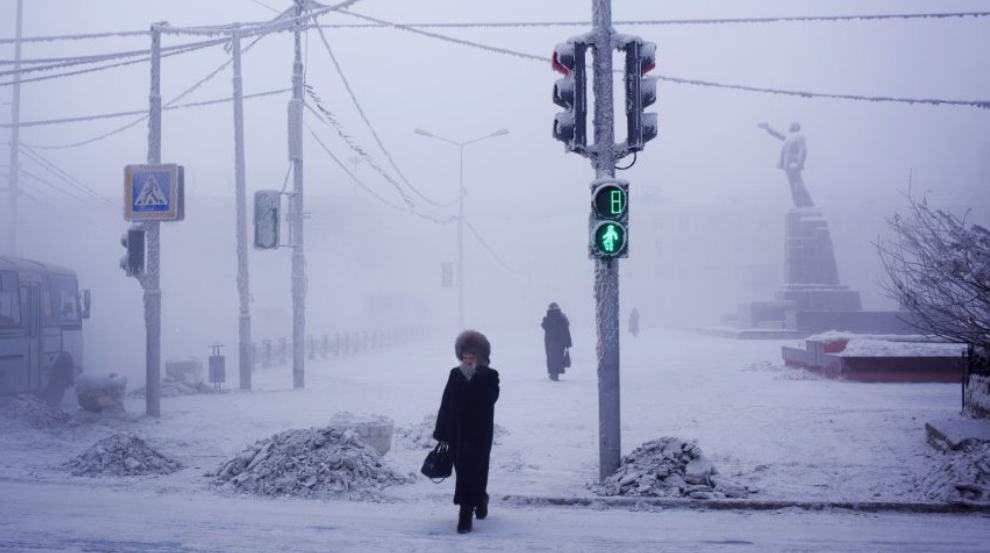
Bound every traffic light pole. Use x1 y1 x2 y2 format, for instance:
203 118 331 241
591 0 622 481
231 27 253 391
144 23 164 418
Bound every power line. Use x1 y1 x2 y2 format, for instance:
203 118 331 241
319 11 990 29
0 37 228 71
465 220 520 274
246 0 282 14
304 84 417 211
20 35 266 150
312 21 458 208
0 39 221 88
345 11 990 110
5 9 986 45
0 88 289 129
19 146 116 208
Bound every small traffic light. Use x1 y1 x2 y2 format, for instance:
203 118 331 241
119 227 145 277
253 190 281 250
623 38 658 152
590 179 629 259
551 41 587 154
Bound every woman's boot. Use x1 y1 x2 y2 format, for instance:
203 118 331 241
475 493 489 520
457 504 473 534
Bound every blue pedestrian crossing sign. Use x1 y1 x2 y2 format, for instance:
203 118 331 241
124 163 185 221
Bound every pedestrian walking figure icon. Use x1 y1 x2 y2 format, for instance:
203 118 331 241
601 224 619 252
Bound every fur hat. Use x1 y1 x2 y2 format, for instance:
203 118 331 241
548 302 560 310
455 330 491 366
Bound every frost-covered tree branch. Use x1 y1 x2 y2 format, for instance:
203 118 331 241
878 194 990 350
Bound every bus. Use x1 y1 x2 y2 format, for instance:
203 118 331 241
0 256 90 405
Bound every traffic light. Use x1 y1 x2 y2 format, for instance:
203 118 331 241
623 37 658 152
589 179 629 259
551 41 587 154
119 226 145 277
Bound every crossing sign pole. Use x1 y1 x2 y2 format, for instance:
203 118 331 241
144 23 163 418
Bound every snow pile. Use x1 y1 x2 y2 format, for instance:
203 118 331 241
595 437 751 500
918 441 990 504
394 415 438 449
61 433 182 477
393 414 509 450
210 425 412 499
127 377 214 399
328 411 394 455
0 395 69 430
839 339 965 357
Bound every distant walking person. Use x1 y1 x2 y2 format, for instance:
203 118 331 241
629 308 640 338
433 330 500 534
541 302 572 381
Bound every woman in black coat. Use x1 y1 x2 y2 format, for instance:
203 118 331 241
541 302 572 381
434 330 500 534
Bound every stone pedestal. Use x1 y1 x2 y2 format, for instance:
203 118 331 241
778 208 861 313
733 207 862 331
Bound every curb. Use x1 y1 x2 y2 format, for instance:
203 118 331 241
499 494 990 514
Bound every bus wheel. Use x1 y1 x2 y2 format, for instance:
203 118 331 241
41 354 74 408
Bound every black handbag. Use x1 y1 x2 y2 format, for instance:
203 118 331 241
563 349 571 369
421 442 453 482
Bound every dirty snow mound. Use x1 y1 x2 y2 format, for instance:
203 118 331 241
128 377 214 398
0 395 70 430
62 433 183 476
595 437 751 500
394 414 509 449
211 425 411 499
394 415 438 449
918 441 990 504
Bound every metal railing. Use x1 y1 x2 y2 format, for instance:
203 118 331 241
251 326 430 368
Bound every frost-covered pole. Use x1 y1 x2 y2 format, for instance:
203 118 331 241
231 27 253 391
457 144 465 330
144 23 164 417
289 0 307 389
5 0 23 255
592 0 621 481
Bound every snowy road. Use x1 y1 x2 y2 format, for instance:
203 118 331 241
2 479 989 553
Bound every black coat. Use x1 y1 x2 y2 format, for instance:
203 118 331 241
542 310 572 374
433 366 500 506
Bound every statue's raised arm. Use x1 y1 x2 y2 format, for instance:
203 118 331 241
758 121 786 141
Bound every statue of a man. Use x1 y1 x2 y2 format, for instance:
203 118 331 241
758 121 814 208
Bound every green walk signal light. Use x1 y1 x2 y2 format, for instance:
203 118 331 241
589 179 629 259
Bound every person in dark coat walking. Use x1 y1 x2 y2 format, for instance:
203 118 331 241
629 307 640 338
434 330 500 534
541 302 572 381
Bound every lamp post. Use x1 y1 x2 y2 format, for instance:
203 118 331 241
414 127 508 330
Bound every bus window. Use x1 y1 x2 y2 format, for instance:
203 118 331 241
48 274 80 325
0 270 20 327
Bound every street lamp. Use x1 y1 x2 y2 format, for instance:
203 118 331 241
414 127 509 331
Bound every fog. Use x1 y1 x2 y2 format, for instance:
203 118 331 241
2 0 989 387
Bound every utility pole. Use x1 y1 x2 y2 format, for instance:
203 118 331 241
144 23 164 417
231 27 253 390
5 0 24 255
591 0 621 481
289 0 307 389
457 144 465 330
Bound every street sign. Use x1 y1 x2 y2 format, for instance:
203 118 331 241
253 190 281 250
124 163 185 221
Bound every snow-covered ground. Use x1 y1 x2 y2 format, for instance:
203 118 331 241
2 327 989 552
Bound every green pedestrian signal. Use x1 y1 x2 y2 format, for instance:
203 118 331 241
593 221 627 255
589 179 629 259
